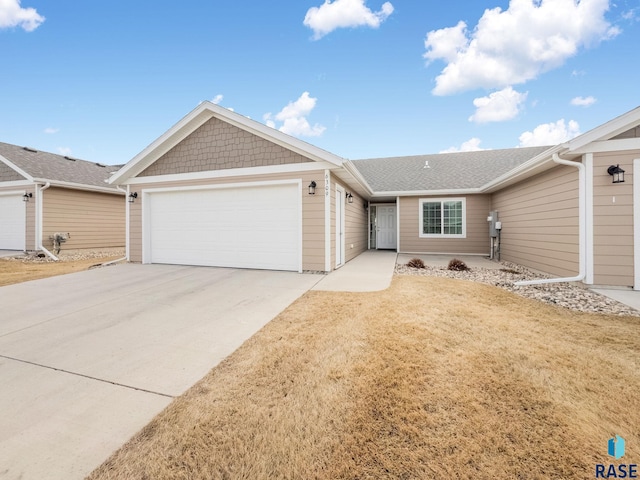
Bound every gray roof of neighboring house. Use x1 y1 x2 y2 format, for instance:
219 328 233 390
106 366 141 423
351 146 553 192
0 142 122 189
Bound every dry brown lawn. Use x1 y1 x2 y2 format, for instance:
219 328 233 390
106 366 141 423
88 275 640 480
0 256 122 286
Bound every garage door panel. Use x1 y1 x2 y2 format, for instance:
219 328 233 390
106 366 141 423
0 194 26 250
147 184 300 271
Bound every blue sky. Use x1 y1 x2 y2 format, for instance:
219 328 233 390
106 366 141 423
1 0 639 165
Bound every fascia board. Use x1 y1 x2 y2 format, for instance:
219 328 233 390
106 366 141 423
372 188 484 197
110 101 344 185
124 161 339 185
0 154 33 181
32 178 125 195
567 106 640 151
109 107 214 184
571 137 640 155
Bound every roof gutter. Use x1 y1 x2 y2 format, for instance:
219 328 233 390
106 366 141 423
32 178 124 195
36 182 58 261
515 152 585 286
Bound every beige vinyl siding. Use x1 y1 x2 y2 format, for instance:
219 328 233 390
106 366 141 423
592 150 637 286
25 186 36 251
336 182 368 263
129 170 327 272
139 117 312 177
491 165 579 277
0 184 35 250
399 194 491 254
42 187 125 251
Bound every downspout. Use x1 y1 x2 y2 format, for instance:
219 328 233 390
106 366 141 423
515 153 586 286
37 182 58 261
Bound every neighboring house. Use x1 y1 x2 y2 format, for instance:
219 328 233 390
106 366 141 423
0 142 126 255
109 102 640 289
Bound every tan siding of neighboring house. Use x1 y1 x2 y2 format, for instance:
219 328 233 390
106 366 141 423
0 184 36 250
42 187 125 251
128 170 328 272
139 117 313 177
592 150 638 287
0 162 24 181
333 181 368 264
491 165 580 277
398 194 492 254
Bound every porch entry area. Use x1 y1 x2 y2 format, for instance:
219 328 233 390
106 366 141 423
369 204 397 250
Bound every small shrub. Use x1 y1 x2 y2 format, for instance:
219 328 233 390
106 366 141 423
406 258 425 269
447 258 469 271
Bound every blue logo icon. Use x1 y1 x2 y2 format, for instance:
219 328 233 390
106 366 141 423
608 435 626 460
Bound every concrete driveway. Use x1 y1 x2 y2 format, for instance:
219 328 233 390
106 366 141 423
0 263 321 480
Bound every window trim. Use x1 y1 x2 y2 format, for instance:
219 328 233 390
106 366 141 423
418 197 467 238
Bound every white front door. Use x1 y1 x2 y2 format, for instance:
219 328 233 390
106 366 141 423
376 205 397 250
336 187 345 267
0 193 26 250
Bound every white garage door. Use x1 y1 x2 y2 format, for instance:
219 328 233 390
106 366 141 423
146 183 301 271
0 193 26 251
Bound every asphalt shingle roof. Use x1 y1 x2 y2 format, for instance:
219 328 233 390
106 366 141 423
351 146 553 192
0 142 121 189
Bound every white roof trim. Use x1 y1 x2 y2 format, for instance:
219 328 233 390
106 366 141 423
110 101 345 185
124 161 339 185
0 154 33 181
571 137 640 155
32 178 125 195
372 188 484 197
567 106 640 152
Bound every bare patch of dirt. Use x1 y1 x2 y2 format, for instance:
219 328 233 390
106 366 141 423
88 276 640 480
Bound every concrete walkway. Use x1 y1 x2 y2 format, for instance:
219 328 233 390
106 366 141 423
592 287 640 312
312 250 398 292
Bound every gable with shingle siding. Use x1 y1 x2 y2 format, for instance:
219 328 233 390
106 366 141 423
0 160 24 182
139 117 314 177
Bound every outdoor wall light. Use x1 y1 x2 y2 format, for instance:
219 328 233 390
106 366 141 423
308 181 316 195
128 192 138 203
607 164 625 184
346 192 353 203
22 192 32 202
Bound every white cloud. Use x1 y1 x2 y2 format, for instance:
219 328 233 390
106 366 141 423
264 92 326 137
469 86 527 123
518 119 580 147
304 0 394 39
212 94 223 104
0 0 44 31
570 95 596 107
440 137 484 153
44 127 59 134
424 0 619 95
57 146 72 156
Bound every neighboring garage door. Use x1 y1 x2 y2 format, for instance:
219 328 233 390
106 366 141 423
0 193 26 250
146 182 301 271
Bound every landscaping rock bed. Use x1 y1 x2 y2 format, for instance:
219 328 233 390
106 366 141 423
5 250 125 264
396 261 640 317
